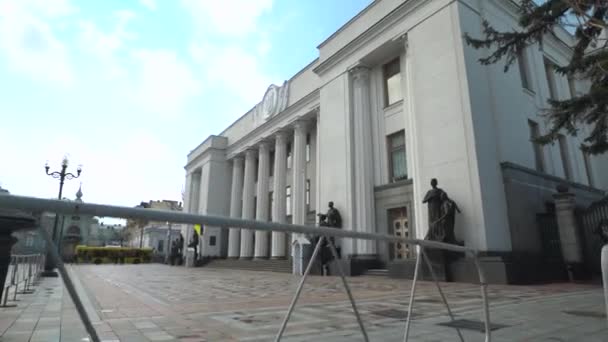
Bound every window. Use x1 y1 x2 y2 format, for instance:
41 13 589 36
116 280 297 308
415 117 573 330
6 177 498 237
306 134 311 162
305 180 311 210
568 76 577 98
254 158 259 182
269 191 274 221
286 186 292 216
583 151 595 187
209 236 216 246
518 49 533 91
269 150 275 177
287 143 292 169
388 131 407 182
528 120 545 172
383 58 402 106
253 196 257 218
544 58 558 100
157 240 164 252
558 135 573 180
25 235 34 247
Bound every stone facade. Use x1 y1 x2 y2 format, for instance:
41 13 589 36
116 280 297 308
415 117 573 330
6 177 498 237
182 0 608 282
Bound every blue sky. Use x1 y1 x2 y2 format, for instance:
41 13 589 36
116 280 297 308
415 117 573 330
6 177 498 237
0 0 371 210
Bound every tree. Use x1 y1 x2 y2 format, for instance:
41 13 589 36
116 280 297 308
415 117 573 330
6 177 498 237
465 0 608 154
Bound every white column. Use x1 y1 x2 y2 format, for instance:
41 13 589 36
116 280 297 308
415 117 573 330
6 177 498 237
240 149 256 259
350 66 376 255
553 191 584 279
186 172 201 256
271 132 288 259
228 157 244 258
292 121 308 226
182 173 193 247
254 142 271 259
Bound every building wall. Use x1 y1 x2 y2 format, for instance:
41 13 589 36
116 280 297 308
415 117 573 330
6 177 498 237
317 73 355 256
456 0 608 256
502 162 604 256
183 0 608 272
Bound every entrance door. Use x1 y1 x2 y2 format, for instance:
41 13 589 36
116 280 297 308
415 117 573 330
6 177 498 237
388 207 409 260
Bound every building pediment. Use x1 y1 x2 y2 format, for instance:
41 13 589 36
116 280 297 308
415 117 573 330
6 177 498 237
253 81 289 128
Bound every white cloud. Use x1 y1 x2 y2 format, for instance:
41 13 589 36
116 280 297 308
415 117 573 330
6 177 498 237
191 43 278 106
0 0 77 19
131 49 202 116
139 0 157 11
181 0 272 37
0 4 74 85
77 10 137 79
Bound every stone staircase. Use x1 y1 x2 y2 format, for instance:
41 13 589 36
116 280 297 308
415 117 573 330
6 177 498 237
363 269 389 277
202 258 292 273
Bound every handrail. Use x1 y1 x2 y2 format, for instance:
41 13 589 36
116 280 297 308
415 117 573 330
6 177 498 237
0 194 491 342
0 195 474 254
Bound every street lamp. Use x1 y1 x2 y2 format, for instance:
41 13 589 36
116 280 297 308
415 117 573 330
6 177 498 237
42 156 82 276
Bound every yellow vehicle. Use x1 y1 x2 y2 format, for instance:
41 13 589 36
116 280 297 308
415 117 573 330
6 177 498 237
75 246 153 265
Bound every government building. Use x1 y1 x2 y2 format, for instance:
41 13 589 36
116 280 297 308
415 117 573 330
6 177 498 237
182 0 608 283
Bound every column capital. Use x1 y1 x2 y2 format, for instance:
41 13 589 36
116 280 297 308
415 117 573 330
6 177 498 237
273 130 290 142
292 119 311 133
232 155 244 164
257 140 271 151
349 64 370 83
244 148 257 159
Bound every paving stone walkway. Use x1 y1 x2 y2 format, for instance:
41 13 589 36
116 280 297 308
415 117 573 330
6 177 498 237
1 264 607 341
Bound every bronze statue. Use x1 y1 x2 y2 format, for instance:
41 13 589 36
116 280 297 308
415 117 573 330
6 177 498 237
423 179 461 244
315 201 343 275
326 201 342 228
439 192 461 244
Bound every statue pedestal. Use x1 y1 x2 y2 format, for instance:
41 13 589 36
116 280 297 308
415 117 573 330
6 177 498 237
422 249 449 282
291 236 314 275
185 248 196 268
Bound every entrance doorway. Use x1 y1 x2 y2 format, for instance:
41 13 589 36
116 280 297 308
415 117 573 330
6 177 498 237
388 207 409 260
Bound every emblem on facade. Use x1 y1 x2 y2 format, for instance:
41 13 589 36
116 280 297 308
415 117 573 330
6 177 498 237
255 81 289 126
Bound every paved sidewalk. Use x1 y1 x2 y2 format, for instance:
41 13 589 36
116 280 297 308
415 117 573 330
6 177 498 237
0 276 88 342
1 264 607 341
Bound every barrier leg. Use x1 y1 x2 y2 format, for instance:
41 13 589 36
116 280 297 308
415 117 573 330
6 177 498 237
472 254 491 342
601 244 607 328
12 260 19 301
328 239 369 342
403 248 422 342
275 236 325 342
420 249 464 342
1 286 11 307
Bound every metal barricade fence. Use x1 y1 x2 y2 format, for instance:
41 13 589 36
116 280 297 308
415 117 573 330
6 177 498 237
2 253 44 307
0 194 492 342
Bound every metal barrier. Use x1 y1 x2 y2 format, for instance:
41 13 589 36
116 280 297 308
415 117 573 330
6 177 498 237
0 194 492 342
2 254 44 307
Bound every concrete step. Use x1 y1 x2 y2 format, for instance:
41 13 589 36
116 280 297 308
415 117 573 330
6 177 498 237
203 258 292 273
364 269 388 276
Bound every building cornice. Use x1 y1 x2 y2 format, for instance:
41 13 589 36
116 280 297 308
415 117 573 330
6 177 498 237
187 135 227 159
226 89 320 159
501 162 605 195
313 0 429 76
185 147 227 171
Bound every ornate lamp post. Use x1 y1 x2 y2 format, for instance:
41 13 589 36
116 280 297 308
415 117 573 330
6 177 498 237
42 156 81 276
